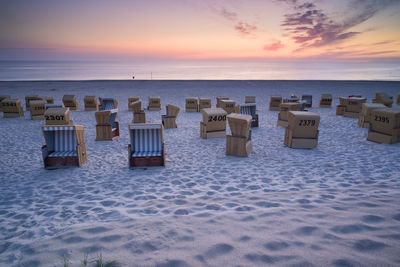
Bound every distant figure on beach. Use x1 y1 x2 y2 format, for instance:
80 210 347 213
132 76 135 80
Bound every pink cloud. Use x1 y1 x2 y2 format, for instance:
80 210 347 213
263 40 285 51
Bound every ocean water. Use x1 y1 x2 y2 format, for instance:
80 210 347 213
0 60 399 81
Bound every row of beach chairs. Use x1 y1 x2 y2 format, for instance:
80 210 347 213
1 92 399 169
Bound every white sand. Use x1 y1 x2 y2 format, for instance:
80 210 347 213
0 80 400 266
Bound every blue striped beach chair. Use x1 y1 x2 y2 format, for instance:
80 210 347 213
41 125 87 169
128 124 165 167
240 103 259 127
99 98 118 111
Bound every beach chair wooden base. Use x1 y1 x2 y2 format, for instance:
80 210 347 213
186 108 199 112
319 104 331 108
96 123 119 141
226 135 252 157
4 111 24 118
129 155 164 167
65 105 78 110
343 111 359 118
200 122 225 139
148 106 161 111
42 144 87 169
31 115 44 120
367 130 399 144
277 119 288 128
269 107 280 111
284 129 318 149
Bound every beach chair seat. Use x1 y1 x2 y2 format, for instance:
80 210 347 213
128 124 165 167
41 125 86 168
240 103 259 127
99 98 118 111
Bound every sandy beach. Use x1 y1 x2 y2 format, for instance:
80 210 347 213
0 80 399 266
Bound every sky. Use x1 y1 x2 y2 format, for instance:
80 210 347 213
0 0 399 62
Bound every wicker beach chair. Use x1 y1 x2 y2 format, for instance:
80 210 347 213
162 104 180 129
95 110 119 140
240 103 259 127
99 98 118 111
41 125 87 169
301 95 312 108
128 123 165 167
62 95 79 110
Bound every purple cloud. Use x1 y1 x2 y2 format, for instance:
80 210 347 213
219 7 237 21
211 5 258 37
235 21 258 36
280 0 398 49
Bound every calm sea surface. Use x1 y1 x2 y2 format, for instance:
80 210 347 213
0 60 399 81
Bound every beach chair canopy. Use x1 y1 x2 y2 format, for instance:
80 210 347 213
100 98 117 110
42 126 78 157
166 104 180 117
129 124 163 157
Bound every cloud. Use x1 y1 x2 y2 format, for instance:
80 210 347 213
263 40 285 51
234 21 258 36
218 7 237 21
210 5 258 37
280 0 398 49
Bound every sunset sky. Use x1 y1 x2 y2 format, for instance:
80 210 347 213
0 0 399 62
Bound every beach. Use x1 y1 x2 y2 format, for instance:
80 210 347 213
0 80 400 266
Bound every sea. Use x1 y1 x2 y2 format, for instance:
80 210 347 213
0 60 399 81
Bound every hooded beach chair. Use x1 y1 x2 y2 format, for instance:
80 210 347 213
0 95 11 111
162 104 180 129
128 97 140 111
41 125 87 168
128 123 165 167
2 99 24 118
29 100 47 120
269 96 282 111
301 95 312 108
319 94 332 107
62 95 79 110
373 93 393 108
240 103 259 127
148 97 161 110
99 98 118 111
95 110 119 140
25 95 42 110
84 96 99 111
